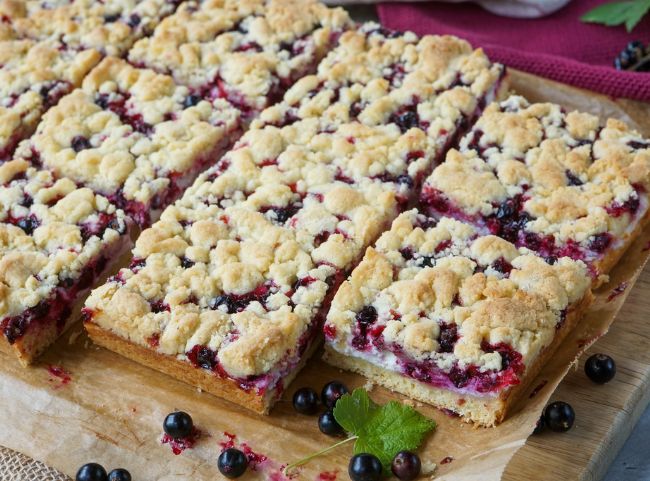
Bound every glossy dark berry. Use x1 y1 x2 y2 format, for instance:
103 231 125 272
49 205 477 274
163 411 193 439
107 469 131 481
391 451 421 481
533 413 545 434
76 463 108 481
71 135 91 152
218 448 248 478
544 401 575 432
321 381 349 408
585 353 616 384
16 216 39 235
292 387 319 415
318 409 344 436
183 94 202 109
348 453 382 481
209 295 235 313
356 306 377 325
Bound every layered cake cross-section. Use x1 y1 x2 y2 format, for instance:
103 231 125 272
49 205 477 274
0 37 101 160
420 96 650 282
323 209 593 426
15 56 242 227
0 159 133 365
128 0 352 118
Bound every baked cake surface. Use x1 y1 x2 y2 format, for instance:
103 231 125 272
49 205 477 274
255 23 507 149
128 0 351 116
1 0 182 56
0 38 101 160
421 95 650 281
323 209 593 425
15 56 242 227
0 159 132 365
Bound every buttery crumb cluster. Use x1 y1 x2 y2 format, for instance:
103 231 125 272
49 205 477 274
0 159 131 361
128 0 352 115
325 210 591 395
421 96 650 278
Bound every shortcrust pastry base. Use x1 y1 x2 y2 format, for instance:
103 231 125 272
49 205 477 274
324 292 593 426
85 321 322 414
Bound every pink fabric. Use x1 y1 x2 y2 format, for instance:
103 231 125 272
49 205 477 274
377 0 650 101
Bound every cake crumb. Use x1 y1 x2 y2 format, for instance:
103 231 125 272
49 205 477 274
363 380 375 392
402 399 416 407
421 460 437 475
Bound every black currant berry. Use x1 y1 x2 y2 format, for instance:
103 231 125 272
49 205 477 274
318 409 344 436
349 453 383 481
321 381 349 408
76 463 108 481
292 387 320 415
584 353 616 384
218 448 248 478
163 411 193 439
391 450 421 481
107 469 131 481
544 401 575 432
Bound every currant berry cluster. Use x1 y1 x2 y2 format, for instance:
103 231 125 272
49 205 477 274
614 41 650 72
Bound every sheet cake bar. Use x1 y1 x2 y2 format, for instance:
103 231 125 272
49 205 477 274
420 96 650 282
128 0 352 118
323 210 593 426
0 159 132 365
14 56 242 227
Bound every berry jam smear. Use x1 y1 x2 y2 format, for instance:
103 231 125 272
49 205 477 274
161 427 202 455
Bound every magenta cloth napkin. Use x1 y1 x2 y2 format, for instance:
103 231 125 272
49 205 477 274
377 0 650 101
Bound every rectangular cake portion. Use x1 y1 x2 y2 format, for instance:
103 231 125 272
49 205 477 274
323 209 593 426
128 0 351 118
0 37 101 160
83 200 347 413
420 96 650 282
15 56 242 227
0 159 133 365
255 22 508 163
2 0 182 56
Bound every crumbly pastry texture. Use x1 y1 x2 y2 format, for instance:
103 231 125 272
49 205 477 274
0 38 102 160
255 22 507 143
1 0 182 56
128 0 352 115
421 95 650 279
0 159 132 364
83 199 339 404
324 210 593 425
15 56 242 227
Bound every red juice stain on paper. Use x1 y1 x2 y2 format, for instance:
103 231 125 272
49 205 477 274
161 427 201 455
317 471 337 481
440 408 459 418
643 240 650 251
529 380 548 398
441 456 454 465
46 365 71 387
607 281 628 302
220 432 288 478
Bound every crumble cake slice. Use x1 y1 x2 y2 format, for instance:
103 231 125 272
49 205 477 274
2 0 182 56
0 37 101 160
0 159 133 365
323 209 593 426
255 22 507 158
420 96 650 281
128 0 351 118
16 56 242 227
83 201 344 413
